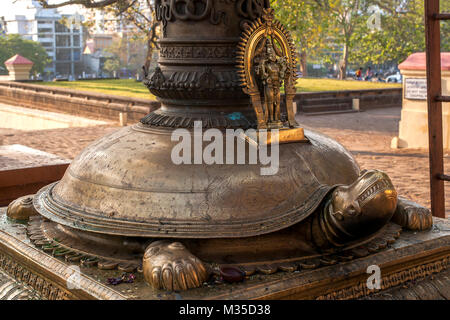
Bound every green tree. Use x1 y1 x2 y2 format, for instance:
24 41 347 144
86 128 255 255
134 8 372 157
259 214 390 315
0 34 50 75
102 0 158 70
271 0 331 77
272 0 369 79
441 0 450 52
350 0 450 68
103 34 147 75
324 0 368 79
350 0 425 67
103 56 120 75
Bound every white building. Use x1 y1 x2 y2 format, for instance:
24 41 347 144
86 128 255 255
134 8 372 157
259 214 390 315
2 0 85 78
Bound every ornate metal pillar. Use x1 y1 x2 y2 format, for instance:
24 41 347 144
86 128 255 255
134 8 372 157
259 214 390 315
142 0 271 129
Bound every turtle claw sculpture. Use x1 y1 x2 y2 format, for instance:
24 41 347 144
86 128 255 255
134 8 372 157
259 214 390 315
392 197 433 231
143 241 208 291
7 195 39 221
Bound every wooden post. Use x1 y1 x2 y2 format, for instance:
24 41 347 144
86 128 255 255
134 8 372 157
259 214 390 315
425 0 445 218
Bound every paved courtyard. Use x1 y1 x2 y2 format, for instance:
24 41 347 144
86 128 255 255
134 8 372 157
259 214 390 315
1 106 449 216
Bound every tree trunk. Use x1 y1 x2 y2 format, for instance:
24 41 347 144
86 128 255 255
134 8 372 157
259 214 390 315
339 42 349 80
144 34 154 71
299 50 307 77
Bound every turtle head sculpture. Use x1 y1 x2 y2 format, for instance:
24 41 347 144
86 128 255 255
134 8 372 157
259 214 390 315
6 1 433 293
310 170 399 250
331 170 398 238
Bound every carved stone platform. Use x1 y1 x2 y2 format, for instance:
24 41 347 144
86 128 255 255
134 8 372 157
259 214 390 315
0 208 448 300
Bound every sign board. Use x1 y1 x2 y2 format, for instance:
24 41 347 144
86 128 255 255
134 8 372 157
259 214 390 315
405 78 427 100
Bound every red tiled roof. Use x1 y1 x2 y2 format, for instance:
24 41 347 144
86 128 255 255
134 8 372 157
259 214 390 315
399 52 450 71
4 54 34 65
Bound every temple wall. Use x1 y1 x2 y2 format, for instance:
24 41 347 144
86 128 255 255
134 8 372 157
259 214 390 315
293 88 402 114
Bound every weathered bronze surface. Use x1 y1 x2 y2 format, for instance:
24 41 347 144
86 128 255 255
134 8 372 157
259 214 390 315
7 195 39 221
142 0 272 129
392 197 434 231
22 0 439 293
309 170 398 249
143 241 209 291
33 127 359 238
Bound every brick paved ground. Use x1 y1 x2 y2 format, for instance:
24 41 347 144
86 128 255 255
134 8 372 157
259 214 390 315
1 106 448 215
298 108 450 215
0 125 119 160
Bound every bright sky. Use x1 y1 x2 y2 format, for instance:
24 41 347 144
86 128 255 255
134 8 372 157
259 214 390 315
4 0 85 16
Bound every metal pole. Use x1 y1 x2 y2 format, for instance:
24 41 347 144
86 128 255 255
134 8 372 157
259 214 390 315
425 0 446 218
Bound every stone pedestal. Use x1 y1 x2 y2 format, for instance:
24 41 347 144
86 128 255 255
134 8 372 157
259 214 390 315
0 145 69 206
393 52 450 149
0 207 448 300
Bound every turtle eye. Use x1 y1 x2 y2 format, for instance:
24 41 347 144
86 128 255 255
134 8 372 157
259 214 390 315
333 211 344 221
346 201 361 216
359 169 368 176
347 207 356 216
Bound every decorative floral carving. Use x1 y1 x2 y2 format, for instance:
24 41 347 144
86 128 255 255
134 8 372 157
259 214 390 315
156 0 227 34
143 67 165 90
235 0 270 29
316 256 449 300
159 45 236 60
143 67 243 97
0 252 67 300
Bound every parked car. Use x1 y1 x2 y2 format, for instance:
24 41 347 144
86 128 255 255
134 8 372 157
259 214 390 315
386 72 402 83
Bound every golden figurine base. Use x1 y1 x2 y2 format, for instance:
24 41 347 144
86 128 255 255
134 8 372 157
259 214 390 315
1 208 448 300
244 127 308 146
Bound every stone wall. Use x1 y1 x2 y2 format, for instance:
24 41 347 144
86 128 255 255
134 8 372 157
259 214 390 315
0 81 161 124
0 81 402 122
293 88 402 114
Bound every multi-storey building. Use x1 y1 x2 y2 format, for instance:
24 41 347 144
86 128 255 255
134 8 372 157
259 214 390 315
2 0 85 78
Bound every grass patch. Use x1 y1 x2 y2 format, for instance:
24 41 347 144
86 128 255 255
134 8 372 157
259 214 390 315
295 78 401 92
33 78 401 100
33 79 154 100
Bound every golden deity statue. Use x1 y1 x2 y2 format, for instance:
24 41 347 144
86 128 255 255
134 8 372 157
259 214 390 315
254 39 288 128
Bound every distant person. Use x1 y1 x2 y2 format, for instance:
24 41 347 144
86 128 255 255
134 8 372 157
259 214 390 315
365 67 374 81
355 67 363 80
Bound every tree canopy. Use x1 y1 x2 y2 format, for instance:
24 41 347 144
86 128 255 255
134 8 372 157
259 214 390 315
36 0 449 79
0 34 50 75
103 34 147 75
273 0 448 79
